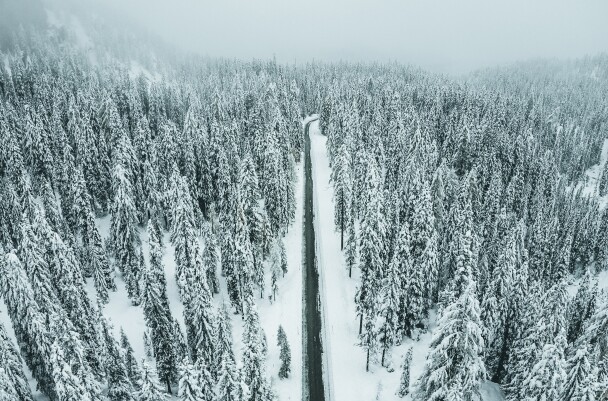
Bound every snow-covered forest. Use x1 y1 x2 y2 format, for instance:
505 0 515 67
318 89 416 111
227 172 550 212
1 1 608 400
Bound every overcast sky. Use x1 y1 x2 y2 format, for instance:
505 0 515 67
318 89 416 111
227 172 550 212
100 0 608 74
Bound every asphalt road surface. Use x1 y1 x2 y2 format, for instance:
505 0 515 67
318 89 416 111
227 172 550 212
303 118 326 401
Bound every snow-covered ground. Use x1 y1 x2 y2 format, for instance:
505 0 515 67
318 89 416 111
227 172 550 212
308 119 505 401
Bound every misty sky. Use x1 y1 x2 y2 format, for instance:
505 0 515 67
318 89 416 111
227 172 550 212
102 0 608 74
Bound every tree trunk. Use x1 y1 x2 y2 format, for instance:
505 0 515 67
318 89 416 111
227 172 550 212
166 379 172 394
359 314 363 335
381 347 386 367
340 196 344 250
492 320 510 383
349 263 352 278
366 347 370 372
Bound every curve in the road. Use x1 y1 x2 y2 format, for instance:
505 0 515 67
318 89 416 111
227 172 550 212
303 118 326 401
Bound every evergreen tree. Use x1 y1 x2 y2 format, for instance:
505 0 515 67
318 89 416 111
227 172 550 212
178 360 203 401
0 316 33 401
100 316 136 401
183 277 217 369
562 345 595 401
86 210 116 304
121 329 143 390
345 213 358 278
241 296 271 401
136 361 167 401
331 143 352 250
111 163 141 304
376 245 401 367
277 325 291 379
397 347 412 398
568 268 597 343
481 226 517 381
50 339 91 401
415 272 486 401
521 335 566 401
2 251 56 397
215 304 243 401
141 221 177 392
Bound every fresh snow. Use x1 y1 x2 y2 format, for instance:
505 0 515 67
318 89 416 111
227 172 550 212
308 119 505 401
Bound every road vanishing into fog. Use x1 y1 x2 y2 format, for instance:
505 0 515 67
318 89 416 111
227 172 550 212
303 117 326 401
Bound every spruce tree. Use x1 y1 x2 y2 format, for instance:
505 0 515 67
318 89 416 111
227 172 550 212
178 360 203 401
277 325 291 379
331 143 352 250
0 316 33 401
568 268 597 344
521 335 566 401
376 245 401 367
110 163 141 304
562 345 595 401
415 271 486 401
50 339 91 401
241 295 271 401
136 361 167 401
397 347 412 398
100 316 136 401
215 304 243 401
121 329 143 390
141 221 177 392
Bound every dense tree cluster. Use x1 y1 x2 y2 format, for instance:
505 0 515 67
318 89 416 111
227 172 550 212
318 56 608 399
0 8 301 401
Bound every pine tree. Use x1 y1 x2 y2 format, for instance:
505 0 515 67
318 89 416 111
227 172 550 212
121 329 143 390
331 143 352 250
345 213 357 278
142 221 177 392
415 272 486 401
183 277 217 369
50 339 91 401
136 361 167 401
376 245 401 367
86 210 116 304
562 345 595 401
277 325 291 379
481 227 517 381
397 347 412 398
215 304 243 401
0 316 33 401
111 163 141 304
356 158 385 336
100 316 136 401
202 222 220 294
241 296 271 401
568 268 597 343
178 360 203 401
2 250 56 397
598 159 608 196
521 335 566 401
